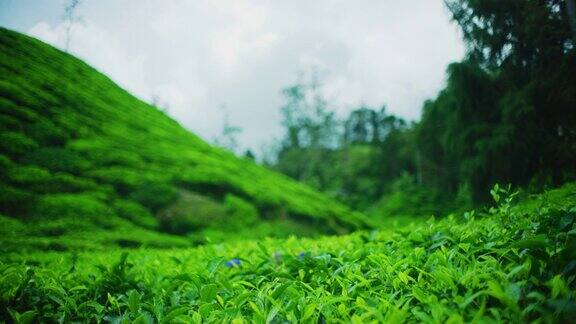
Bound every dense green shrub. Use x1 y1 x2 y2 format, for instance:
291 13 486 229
0 114 20 131
6 165 52 185
30 217 96 237
0 184 34 217
0 80 38 107
40 173 102 194
26 118 70 146
0 131 38 156
86 150 145 168
87 168 146 195
224 194 259 227
0 97 39 122
70 142 146 168
51 112 83 139
158 191 228 234
32 193 114 223
129 182 178 213
22 147 90 174
113 199 158 229
369 173 450 219
0 154 13 178
5 163 102 194
0 214 25 237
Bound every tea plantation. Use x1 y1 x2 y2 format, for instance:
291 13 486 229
1 26 576 323
1 184 575 322
0 27 368 252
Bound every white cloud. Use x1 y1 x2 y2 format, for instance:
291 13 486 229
28 19 151 101
23 0 464 153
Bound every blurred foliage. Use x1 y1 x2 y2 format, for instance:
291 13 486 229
269 0 576 219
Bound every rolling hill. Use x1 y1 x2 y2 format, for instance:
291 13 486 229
0 27 368 251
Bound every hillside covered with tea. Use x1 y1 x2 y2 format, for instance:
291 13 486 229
0 28 368 251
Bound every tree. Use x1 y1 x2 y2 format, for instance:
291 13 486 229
568 0 576 41
417 0 576 202
63 0 82 52
343 106 378 144
279 72 339 150
150 95 170 113
244 150 255 161
214 105 242 154
444 0 572 72
274 72 341 189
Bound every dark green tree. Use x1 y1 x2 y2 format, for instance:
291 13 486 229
418 0 576 202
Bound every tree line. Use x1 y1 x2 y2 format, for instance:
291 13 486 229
265 0 576 218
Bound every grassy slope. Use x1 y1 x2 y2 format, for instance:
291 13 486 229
0 27 368 250
1 183 574 322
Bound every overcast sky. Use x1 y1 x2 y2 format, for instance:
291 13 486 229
0 0 465 154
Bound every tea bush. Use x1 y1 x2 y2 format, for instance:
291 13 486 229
158 191 228 235
21 147 90 175
112 199 159 230
129 182 178 214
224 194 259 227
0 131 38 156
0 184 34 217
32 193 113 222
1 184 574 323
